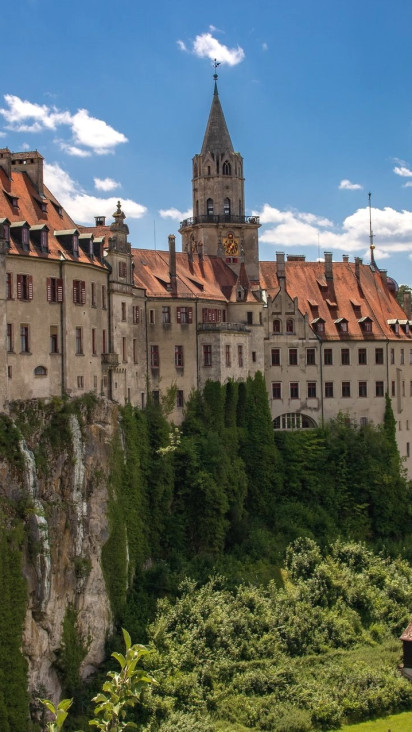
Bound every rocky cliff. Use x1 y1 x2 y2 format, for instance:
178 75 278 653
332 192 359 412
1 397 118 704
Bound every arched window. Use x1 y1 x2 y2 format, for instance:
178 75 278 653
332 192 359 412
286 318 294 334
223 161 231 175
273 413 317 430
224 198 231 216
34 365 47 377
207 198 214 216
273 319 281 333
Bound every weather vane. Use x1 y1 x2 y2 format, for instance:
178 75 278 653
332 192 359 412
213 58 221 80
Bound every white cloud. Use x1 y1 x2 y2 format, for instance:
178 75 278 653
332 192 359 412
94 177 121 192
262 42 268 51
339 179 363 190
403 181 412 188
159 206 192 221
44 162 146 224
257 203 412 257
179 32 245 66
0 94 128 156
393 165 412 177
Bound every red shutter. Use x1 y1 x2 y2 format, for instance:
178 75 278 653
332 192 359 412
177 307 181 323
28 275 33 300
73 281 78 304
47 278 52 302
217 310 222 322
81 281 86 304
6 273 12 300
57 279 63 302
17 274 22 300
188 307 193 324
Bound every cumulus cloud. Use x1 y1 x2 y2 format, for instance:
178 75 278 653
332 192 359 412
178 32 245 66
94 177 121 192
0 94 127 156
159 206 192 221
339 179 363 190
393 165 412 177
44 162 146 224
256 203 412 257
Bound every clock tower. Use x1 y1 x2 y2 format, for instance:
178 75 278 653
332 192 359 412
179 76 260 281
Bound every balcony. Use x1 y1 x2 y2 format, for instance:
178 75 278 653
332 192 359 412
198 322 250 333
180 214 260 228
101 352 119 368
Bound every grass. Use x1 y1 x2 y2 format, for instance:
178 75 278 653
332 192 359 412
337 710 412 731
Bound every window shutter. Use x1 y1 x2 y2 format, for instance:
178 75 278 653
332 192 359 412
17 274 22 300
217 310 222 322
202 308 207 323
28 276 33 300
188 307 193 324
81 281 86 304
57 279 63 302
73 281 78 304
47 278 52 302
177 307 181 323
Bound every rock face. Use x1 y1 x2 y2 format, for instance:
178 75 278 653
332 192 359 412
3 398 118 702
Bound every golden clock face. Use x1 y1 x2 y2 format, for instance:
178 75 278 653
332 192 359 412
223 231 239 256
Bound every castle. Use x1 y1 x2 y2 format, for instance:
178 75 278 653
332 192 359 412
1 79 412 473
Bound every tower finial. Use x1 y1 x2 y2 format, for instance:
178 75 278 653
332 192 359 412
213 59 221 94
368 192 377 268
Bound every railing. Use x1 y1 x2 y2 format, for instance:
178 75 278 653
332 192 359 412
198 322 250 333
180 215 260 228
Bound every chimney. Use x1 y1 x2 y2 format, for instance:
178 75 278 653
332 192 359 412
380 269 387 284
403 290 411 319
324 251 333 280
355 257 362 280
10 151 44 197
342 254 349 263
169 234 177 296
95 216 106 226
276 251 285 279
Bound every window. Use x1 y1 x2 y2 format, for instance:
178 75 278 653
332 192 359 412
272 382 281 399
102 329 107 354
203 344 212 367
92 328 97 355
121 302 126 321
358 348 367 365
252 351 256 362
133 306 140 324
376 381 384 397
225 345 231 367
391 348 395 365
6 273 12 300
306 348 316 365
6 323 13 352
72 234 79 257
50 326 58 354
324 348 333 366
286 319 294 334
360 417 368 427
207 198 214 216
223 161 231 175
271 348 280 366
77 375 84 389
375 348 384 365
342 381 351 398
177 306 193 324
7 366 12 379
118 261 127 278
177 390 184 408
238 345 243 367
91 282 96 307
247 311 253 325
102 285 107 309
407 443 410 458
34 365 47 376
17 274 33 301
315 320 324 333
401 348 405 365
290 382 299 399
392 381 396 397
175 345 184 368
152 390 160 405
133 339 138 363
75 327 83 355
20 324 29 353
289 348 298 366
410 348 412 365
307 382 317 398
273 319 281 333
162 306 170 324
47 277 63 303
21 226 29 250
359 381 367 397
73 280 86 305
40 230 48 252
224 197 231 215
151 345 160 368
341 348 350 366
325 382 333 398
122 337 127 362
202 308 224 323
149 309 155 325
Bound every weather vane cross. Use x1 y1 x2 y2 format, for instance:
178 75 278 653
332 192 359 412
213 58 221 80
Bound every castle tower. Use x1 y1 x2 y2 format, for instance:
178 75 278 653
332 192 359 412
179 77 260 281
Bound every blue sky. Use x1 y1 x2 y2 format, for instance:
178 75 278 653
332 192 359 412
2 0 412 284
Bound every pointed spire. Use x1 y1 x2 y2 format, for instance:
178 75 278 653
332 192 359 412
201 72 234 156
369 192 377 269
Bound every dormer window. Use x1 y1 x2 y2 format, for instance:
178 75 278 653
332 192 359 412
11 197 18 208
359 317 373 333
334 317 348 333
388 319 399 335
73 234 79 257
223 161 231 175
311 317 325 333
399 320 410 334
40 230 48 252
